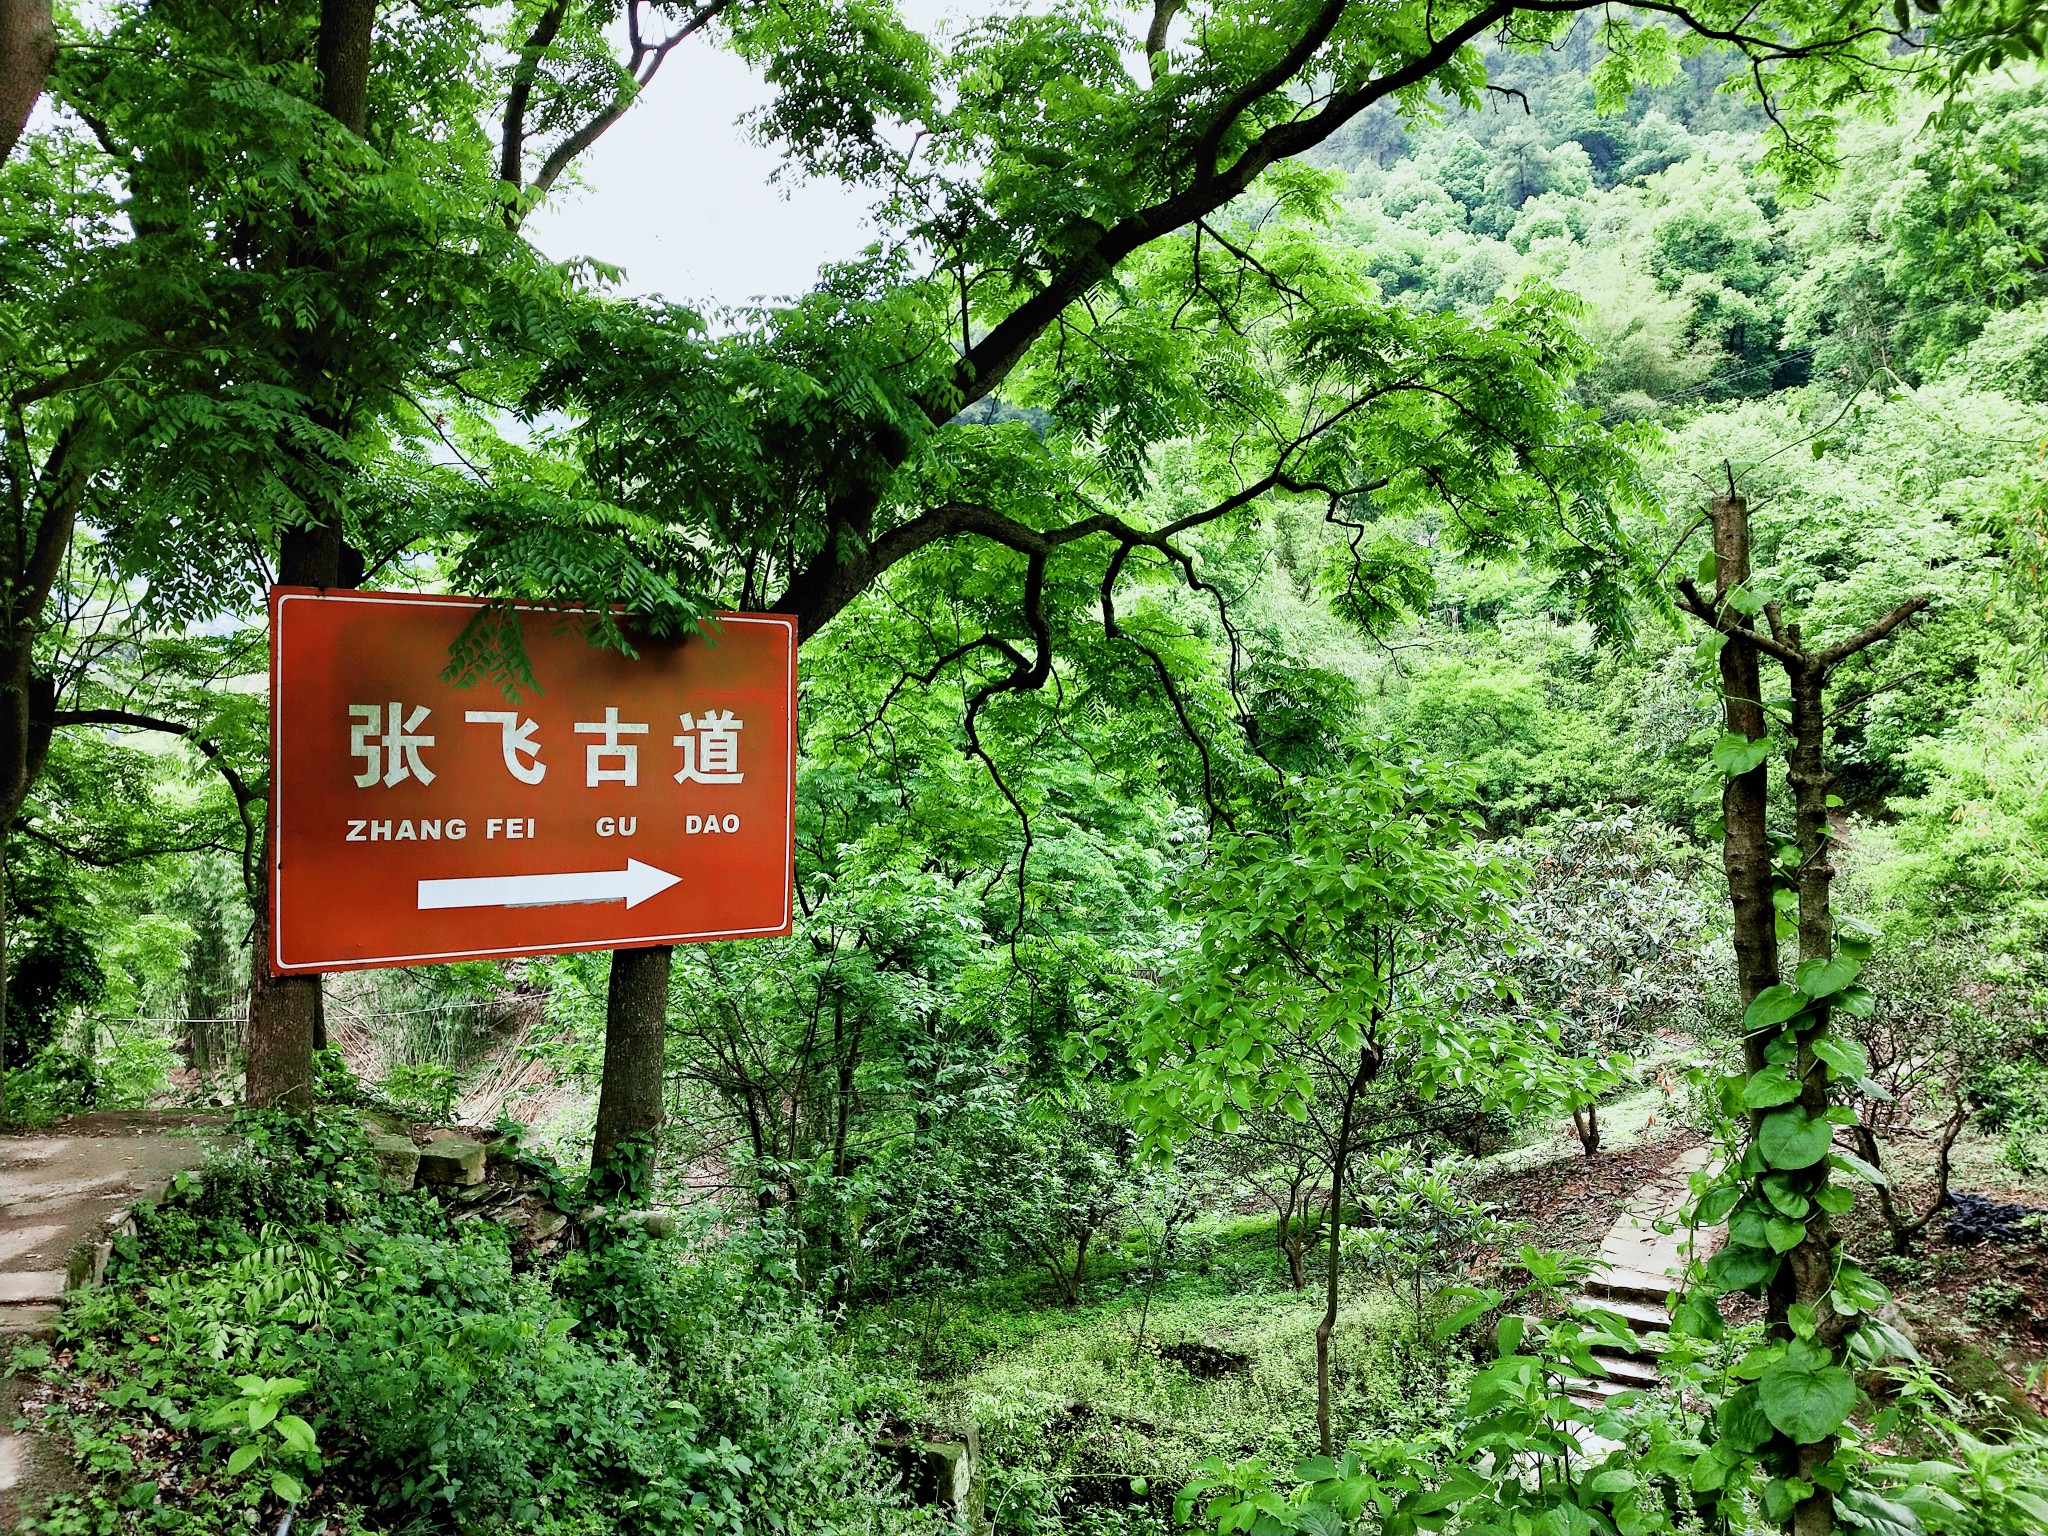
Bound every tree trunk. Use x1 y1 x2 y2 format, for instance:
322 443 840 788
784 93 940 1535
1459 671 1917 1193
589 944 673 1191
1571 1098 1600 1156
1683 491 1927 1536
246 525 344 1111
1782 646 1842 1536
1710 493 1781 1042
1317 1050 1378 1456
315 0 376 133
0 0 54 167
244 0 376 1112
1316 1140 1345 1458
1068 1226 1093 1306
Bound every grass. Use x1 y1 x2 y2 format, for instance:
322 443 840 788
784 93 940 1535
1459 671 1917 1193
846 1210 1470 1533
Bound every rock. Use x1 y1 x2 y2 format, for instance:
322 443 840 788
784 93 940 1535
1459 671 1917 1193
521 1209 568 1245
355 1107 412 1140
364 1133 421 1192
875 1428 975 1519
615 1209 679 1240
417 1135 486 1187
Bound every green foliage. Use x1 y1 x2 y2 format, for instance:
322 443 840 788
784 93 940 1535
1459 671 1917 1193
35 1113 923 1536
1117 755 1547 1148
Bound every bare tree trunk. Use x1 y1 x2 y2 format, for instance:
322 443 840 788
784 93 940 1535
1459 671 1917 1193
1317 1049 1378 1457
1571 1098 1600 1156
589 944 673 1191
0 0 54 167
245 0 375 1112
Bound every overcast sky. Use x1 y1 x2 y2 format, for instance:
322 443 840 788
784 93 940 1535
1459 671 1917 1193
525 5 962 312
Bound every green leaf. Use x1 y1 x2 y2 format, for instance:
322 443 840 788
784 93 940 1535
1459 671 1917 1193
1730 1206 1772 1249
1671 1289 1726 1340
1829 1151 1889 1187
1789 1303 1818 1338
1813 1037 1871 1080
1815 1185 1855 1215
274 1415 317 1456
1766 1215 1808 1252
1759 1340 1858 1443
1830 1262 1890 1316
1742 1068 1802 1108
271 1471 305 1502
1759 1108 1833 1169
226 1444 262 1477
1835 917 1880 960
1744 985 1808 1030
1695 629 1729 662
1833 984 1876 1018
1762 1173 1811 1217
1763 1477 1815 1522
1833 1487 1921 1536
1496 1314 1525 1359
1716 1385 1776 1452
1713 733 1772 777
1708 1245 1778 1291
1695 1182 1742 1225
1728 584 1768 616
1796 955 1862 999
1696 550 1718 586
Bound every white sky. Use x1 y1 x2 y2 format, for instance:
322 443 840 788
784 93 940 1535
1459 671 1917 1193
525 4 964 311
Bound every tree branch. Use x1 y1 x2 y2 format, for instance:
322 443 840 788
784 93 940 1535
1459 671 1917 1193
1816 593 1931 668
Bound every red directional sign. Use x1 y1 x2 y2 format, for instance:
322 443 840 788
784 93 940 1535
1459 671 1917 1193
268 589 795 974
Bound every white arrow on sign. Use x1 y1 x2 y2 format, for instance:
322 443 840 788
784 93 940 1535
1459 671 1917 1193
416 859 682 912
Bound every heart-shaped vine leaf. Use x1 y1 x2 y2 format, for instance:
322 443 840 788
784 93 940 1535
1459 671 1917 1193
1795 955 1862 999
1744 985 1807 1030
1829 1150 1889 1187
1730 1207 1772 1249
1813 1037 1870 1080
1708 1245 1779 1290
1759 1340 1857 1443
1743 1069 1802 1108
1716 1385 1776 1452
1766 1215 1807 1252
1696 1182 1742 1225
1713 732 1772 777
1759 1108 1833 1169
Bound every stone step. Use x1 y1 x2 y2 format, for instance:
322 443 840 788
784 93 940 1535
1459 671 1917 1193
1586 1265 1677 1306
1590 1350 1660 1384
0 1304 62 1340
0 1271 66 1307
1568 1294 1669 1334
1566 1375 1651 1409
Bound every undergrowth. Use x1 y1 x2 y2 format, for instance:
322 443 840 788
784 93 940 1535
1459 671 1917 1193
8 1107 930 1536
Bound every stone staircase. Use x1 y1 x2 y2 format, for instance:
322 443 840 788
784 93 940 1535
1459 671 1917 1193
1560 1145 1718 1411
2 1114 227 1528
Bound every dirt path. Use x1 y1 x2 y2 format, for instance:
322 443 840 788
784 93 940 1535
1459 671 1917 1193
1 1111 228 1528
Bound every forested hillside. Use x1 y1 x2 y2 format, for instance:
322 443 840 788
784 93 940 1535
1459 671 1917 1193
3 4 2048 1535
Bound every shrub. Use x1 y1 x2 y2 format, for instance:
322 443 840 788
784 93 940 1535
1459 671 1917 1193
40 1112 928 1536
